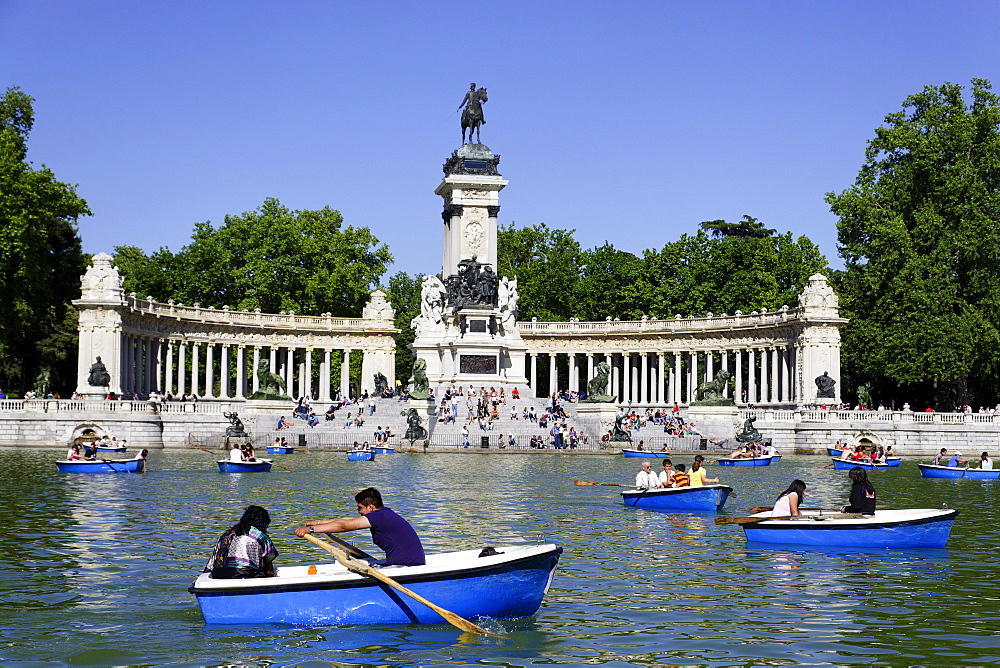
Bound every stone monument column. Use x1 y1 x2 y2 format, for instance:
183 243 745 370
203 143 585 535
74 253 126 398
795 274 847 405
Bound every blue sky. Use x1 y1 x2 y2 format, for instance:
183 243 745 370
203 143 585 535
3 1 999 280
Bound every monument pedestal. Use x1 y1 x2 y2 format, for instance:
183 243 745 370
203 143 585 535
686 404 740 443
575 403 620 447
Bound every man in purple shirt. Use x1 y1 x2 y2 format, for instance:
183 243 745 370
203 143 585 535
295 487 425 566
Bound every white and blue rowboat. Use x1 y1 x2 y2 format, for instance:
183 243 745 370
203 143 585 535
267 446 295 454
918 464 1000 480
826 447 852 457
621 484 733 512
740 508 959 548
55 458 144 473
621 449 671 458
884 457 901 467
347 449 375 462
217 459 272 473
372 445 395 455
95 446 127 453
189 542 563 625
831 458 889 471
770 453 782 463
715 456 772 467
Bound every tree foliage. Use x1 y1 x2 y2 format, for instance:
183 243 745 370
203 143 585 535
828 79 1000 409
0 86 88 392
114 198 392 316
383 271 422 382
699 215 777 239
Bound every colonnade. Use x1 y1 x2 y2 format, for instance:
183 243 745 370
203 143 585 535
118 337 360 402
525 346 799 407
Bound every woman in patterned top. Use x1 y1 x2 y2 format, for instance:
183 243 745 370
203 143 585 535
205 505 278 579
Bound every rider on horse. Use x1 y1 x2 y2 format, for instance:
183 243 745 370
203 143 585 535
458 82 488 145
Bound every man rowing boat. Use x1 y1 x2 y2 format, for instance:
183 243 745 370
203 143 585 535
295 487 425 566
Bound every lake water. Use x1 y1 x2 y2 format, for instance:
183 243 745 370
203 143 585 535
1 448 998 666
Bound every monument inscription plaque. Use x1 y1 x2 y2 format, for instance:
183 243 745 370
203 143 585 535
460 355 497 374
469 319 487 333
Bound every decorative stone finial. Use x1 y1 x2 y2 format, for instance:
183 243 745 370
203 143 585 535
79 252 124 303
362 290 395 322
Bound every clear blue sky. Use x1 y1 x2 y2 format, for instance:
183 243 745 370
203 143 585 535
3 1 999 279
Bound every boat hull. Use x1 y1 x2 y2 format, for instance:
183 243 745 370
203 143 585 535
95 446 127 453
621 484 733 511
832 458 888 471
918 464 1000 479
266 446 295 454
372 446 395 454
716 456 771 467
347 450 375 461
826 448 849 457
621 449 671 458
189 544 562 625
741 509 958 548
885 457 901 467
55 459 143 473
770 455 781 463
217 460 272 473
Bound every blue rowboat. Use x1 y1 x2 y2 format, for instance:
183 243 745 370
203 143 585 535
96 446 127 453
918 463 1000 480
826 448 851 457
885 457 901 468
622 449 671 458
621 484 733 512
372 445 395 455
56 458 144 473
347 449 375 462
831 458 888 471
770 455 782 463
189 543 562 625
217 459 272 473
267 446 295 454
740 508 958 548
716 456 771 467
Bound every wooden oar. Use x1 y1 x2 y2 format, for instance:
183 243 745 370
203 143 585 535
748 505 889 514
191 445 298 472
574 479 630 487
301 533 498 636
716 513 864 525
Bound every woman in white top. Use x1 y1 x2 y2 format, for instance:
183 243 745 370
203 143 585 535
770 479 806 517
980 452 993 469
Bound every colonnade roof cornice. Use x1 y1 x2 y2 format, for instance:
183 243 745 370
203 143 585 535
119 294 400 339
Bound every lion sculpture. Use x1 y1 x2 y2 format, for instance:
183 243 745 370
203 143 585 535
694 369 732 402
409 358 431 400
248 359 290 401
584 361 615 403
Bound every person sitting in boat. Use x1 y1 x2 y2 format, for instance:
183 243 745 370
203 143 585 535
67 444 81 460
635 461 659 489
658 459 675 487
980 452 993 469
933 448 948 466
689 455 720 487
240 443 257 462
770 480 806 517
636 440 645 451
843 467 877 516
295 487 426 567
671 464 690 487
132 448 149 473
947 451 969 468
204 505 277 579
280 436 290 449
82 442 98 460
885 445 895 458
729 445 748 459
847 446 866 462
229 443 243 463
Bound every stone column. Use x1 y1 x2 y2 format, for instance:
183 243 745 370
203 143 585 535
529 354 537 397
782 346 791 404
154 340 163 393
586 354 594 392
285 348 294 397
219 345 230 399
758 348 768 405
688 352 697 404
611 354 620 402
341 349 351 399
656 353 664 405
189 343 199 397
144 339 154 394
165 342 175 394
321 349 332 402
620 353 629 403
769 347 778 404
672 352 681 404
176 343 186 397
734 349 743 404
640 353 648 404
721 350 729 397
235 346 246 399
305 348 313 399
205 344 215 399
706 352 714 382
548 354 557 397
251 347 260 394
748 349 757 404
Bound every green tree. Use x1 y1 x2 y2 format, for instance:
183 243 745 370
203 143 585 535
114 198 392 316
828 79 1000 410
699 215 776 239
496 222 584 321
383 271 422 383
573 243 649 320
0 86 88 392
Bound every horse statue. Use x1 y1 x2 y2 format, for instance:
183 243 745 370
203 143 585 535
584 361 616 402
409 358 432 400
223 411 249 438
459 84 488 145
695 369 732 402
248 358 290 400
403 408 428 443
